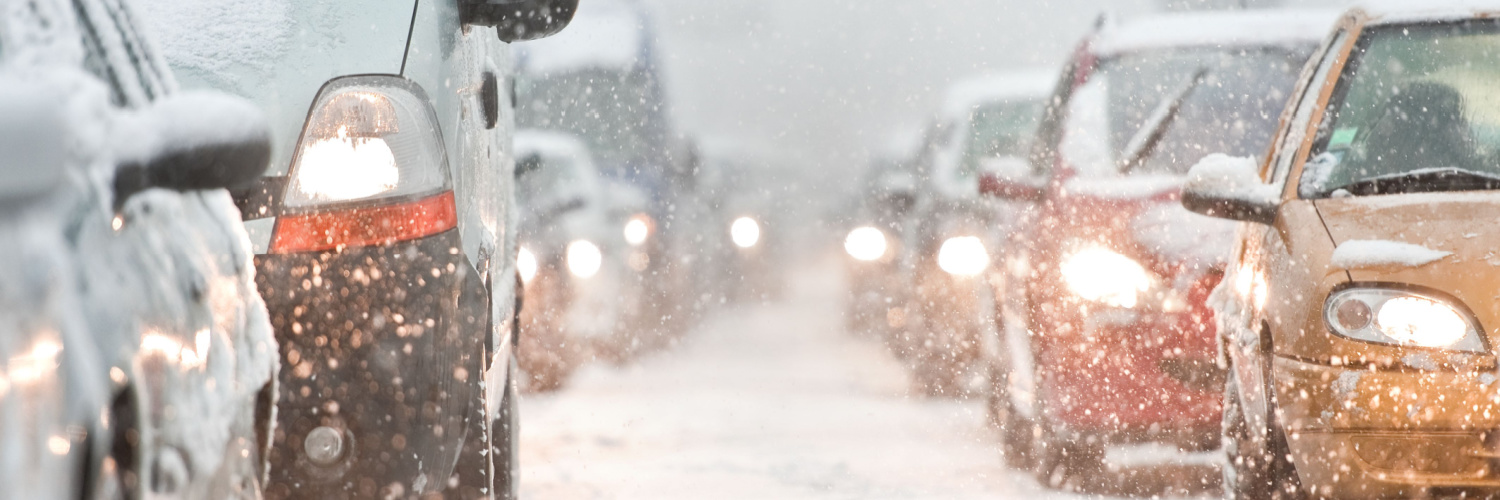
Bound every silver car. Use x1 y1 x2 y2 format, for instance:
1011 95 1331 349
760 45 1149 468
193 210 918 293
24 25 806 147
0 0 278 497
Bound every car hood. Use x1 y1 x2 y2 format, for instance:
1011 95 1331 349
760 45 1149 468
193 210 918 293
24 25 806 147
1316 192 1500 341
140 0 418 175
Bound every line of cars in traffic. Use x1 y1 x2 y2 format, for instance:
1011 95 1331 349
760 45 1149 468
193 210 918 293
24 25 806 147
846 3 1500 498
1 0 581 498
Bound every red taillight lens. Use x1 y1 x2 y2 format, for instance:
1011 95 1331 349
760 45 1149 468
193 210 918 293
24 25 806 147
269 191 457 254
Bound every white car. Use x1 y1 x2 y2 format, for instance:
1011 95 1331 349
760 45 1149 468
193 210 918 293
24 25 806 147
0 0 278 498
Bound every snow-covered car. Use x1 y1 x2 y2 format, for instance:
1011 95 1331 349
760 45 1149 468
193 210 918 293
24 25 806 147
1183 4 1500 497
690 140 798 306
976 9 1336 489
513 130 638 391
134 0 577 497
843 153 920 337
900 72 1052 396
0 0 278 498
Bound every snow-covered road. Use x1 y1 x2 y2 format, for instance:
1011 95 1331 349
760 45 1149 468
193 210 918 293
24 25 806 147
519 256 1219 499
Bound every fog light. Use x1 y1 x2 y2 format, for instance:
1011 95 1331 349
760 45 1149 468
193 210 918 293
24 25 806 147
304 426 346 466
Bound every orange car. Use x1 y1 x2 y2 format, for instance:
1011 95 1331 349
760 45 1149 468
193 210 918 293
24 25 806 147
1184 3 1500 498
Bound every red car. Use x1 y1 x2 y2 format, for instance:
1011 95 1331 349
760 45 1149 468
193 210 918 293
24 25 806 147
977 10 1337 489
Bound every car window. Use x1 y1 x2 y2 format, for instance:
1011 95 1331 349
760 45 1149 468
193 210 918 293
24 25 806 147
959 99 1045 179
72 0 168 107
1303 20 1500 196
1272 29 1349 187
1061 46 1311 177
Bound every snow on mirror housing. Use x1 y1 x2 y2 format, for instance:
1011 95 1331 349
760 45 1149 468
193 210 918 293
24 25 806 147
1181 154 1278 225
272 77 456 254
1325 288 1486 353
460 0 579 42
977 156 1045 202
112 91 272 207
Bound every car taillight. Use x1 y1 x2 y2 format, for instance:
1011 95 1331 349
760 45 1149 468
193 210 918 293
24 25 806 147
270 76 454 254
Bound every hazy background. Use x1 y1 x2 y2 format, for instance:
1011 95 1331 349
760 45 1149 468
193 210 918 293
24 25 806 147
632 0 1345 182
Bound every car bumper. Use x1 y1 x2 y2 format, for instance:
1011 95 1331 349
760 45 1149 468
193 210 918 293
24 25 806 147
254 229 489 499
1274 356 1500 497
1037 308 1221 441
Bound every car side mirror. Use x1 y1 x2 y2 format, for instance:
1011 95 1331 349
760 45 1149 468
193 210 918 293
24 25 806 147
1180 154 1279 225
977 156 1046 203
461 0 579 43
112 91 272 208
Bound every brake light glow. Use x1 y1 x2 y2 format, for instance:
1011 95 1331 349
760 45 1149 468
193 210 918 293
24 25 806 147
270 191 457 254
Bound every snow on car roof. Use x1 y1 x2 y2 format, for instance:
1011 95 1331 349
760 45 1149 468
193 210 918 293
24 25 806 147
516 0 648 76
939 70 1056 121
1354 0 1500 24
1094 9 1341 57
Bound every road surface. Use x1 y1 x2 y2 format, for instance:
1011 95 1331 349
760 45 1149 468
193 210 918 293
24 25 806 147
519 256 1218 499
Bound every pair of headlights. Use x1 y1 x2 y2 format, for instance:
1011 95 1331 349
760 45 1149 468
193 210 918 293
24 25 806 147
843 226 989 277
517 240 602 283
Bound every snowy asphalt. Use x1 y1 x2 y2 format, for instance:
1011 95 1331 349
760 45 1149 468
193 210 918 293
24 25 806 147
519 256 1220 499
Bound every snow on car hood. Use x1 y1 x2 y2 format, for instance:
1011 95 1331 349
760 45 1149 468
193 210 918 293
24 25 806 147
135 0 416 174
1317 191 1500 276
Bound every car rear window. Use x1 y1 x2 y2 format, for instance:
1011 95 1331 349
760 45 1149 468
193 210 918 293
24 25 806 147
1060 46 1310 177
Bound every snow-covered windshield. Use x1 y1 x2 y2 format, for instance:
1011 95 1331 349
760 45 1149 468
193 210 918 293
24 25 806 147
1063 46 1309 177
1304 20 1500 196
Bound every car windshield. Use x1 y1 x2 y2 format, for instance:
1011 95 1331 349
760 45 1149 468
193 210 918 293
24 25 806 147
1062 46 1308 177
1303 21 1500 197
961 99 1044 177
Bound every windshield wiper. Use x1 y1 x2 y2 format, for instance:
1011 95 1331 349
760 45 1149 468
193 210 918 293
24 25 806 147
1329 167 1500 196
1120 67 1210 175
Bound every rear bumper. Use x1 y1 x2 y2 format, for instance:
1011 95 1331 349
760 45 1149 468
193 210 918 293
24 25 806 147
1035 307 1221 442
255 229 490 499
1274 356 1500 498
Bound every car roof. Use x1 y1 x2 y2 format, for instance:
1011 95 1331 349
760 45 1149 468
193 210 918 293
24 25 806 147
939 70 1056 122
1093 9 1342 57
1352 0 1500 25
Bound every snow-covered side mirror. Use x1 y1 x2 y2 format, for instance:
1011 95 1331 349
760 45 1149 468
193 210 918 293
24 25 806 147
1181 154 1279 225
0 76 77 202
977 156 1046 203
461 0 579 43
111 91 271 208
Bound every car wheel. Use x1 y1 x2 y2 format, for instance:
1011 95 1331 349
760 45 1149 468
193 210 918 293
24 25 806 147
987 364 1035 470
492 356 521 500
1031 422 1104 492
1223 373 1304 500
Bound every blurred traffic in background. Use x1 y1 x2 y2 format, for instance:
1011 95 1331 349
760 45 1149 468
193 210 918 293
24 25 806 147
6 0 1500 499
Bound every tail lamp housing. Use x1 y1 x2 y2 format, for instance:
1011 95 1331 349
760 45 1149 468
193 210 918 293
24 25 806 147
270 77 455 254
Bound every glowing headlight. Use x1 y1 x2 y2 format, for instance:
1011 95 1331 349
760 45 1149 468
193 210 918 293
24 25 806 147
937 236 989 276
845 227 888 262
731 217 761 248
517 247 538 284
624 215 652 246
567 240 602 279
1326 288 1484 352
1060 247 1151 308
